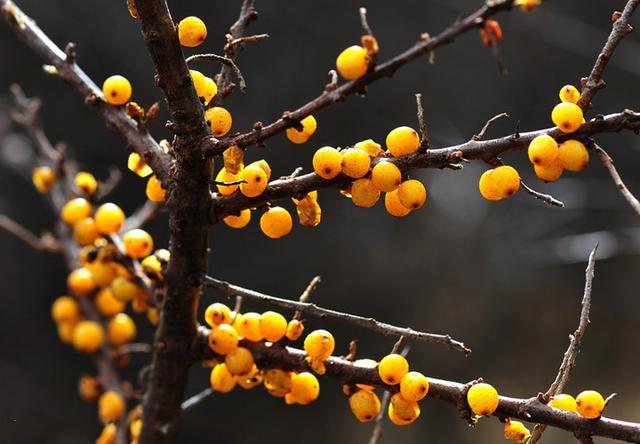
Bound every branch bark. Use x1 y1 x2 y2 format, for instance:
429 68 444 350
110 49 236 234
595 144 640 217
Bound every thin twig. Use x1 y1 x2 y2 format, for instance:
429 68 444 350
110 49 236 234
186 53 247 93
473 112 509 141
415 93 429 151
521 181 565 208
359 7 374 36
96 166 123 200
181 388 213 412
123 200 162 232
594 144 640 217
292 275 321 321
0 214 61 253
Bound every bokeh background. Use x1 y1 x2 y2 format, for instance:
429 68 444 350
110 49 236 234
1 0 640 443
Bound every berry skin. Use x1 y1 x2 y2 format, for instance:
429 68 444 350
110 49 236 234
236 365 263 389
190 69 207 98
107 313 136 346
123 229 154 259
552 102 584 133
215 166 242 196
390 393 420 423
111 277 141 302
61 198 92 226
51 296 80 324
388 402 416 426
202 77 217 105
94 203 125 234
351 178 380 208
205 107 232 137
87 261 117 287
57 322 77 344
264 369 293 398
72 320 104 353
178 16 207 47
548 394 577 412
575 390 606 419
313 146 343 180
478 166 520 201
285 319 305 341
224 346 255 375
249 159 272 182
534 160 563 183
290 372 320 405
480 19 503 48
558 140 589 172
528 134 559 167
286 115 317 144
354 139 383 157
504 419 531 443
385 190 411 217
349 389 381 422
75 172 97 195
371 161 402 192
260 311 288 342
559 84 580 103
102 75 132 106
127 152 152 177
336 45 369 80
304 329 335 362
260 206 293 239
73 217 99 247
67 267 96 296
238 312 264 342
224 209 251 229
386 126 420 157
466 382 499 416
204 302 232 327
210 363 236 393
95 288 125 317
146 175 166 203
98 390 125 424
78 375 101 402
397 179 428 209
208 323 239 355
239 164 268 197
341 148 371 179
400 371 429 402
378 354 409 385
32 166 56 193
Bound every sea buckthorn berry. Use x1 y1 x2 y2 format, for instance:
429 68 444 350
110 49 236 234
102 75 132 106
130 419 142 440
388 402 415 426
110 277 141 302
378 354 409 385
58 322 77 344
558 140 589 172
296 195 322 227
467 382 499 416
260 206 293 239
390 393 420 423
61 198 92 226
225 346 255 376
239 164 268 197
260 311 287 342
385 190 411 217
95 288 125 317
371 161 402 192
96 423 116 444
215 166 242 196
223 145 244 174
351 178 380 208
290 372 320 405
78 375 101 402
504 419 531 443
528 134 559 166
205 107 232 137
73 217 99 247
340 148 370 179
400 371 429 402
236 365 263 389
224 209 251 229
205 302 232 327
147 308 159 325
72 320 104 353
386 126 420 157
203 77 217 105
480 19 503 48
313 146 342 179
146 175 166 203
514 0 541 11
208 323 239 355
349 390 381 423
575 390 606 419
534 161 563 183
559 84 580 103
548 394 577 412
210 363 236 393
190 70 207 98
304 329 335 362
87 261 117 287
51 296 80 324
285 319 304 341
286 115 318 144
94 203 125 234
397 179 428 209
264 369 293 398
354 139 383 157
238 312 264 342
75 172 97 195
178 16 207 47
478 166 519 201
127 152 152 177
32 166 56 193
67 267 96 296
98 390 125 424
336 45 369 80
123 229 154 259
250 159 272 182
552 102 584 133
107 313 136 346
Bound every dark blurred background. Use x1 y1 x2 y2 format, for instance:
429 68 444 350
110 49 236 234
1 0 640 443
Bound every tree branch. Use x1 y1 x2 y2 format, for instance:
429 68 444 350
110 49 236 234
0 214 61 253
594 144 640 217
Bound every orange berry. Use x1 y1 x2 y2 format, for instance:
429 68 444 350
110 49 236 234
351 178 380 208
371 161 402 192
349 390 381 422
178 16 207 47
73 217 99 247
61 198 92 226
224 209 251 229
146 175 166 203
354 139 383 157
98 390 125 424
237 312 264 342
286 115 317 144
397 179 427 209
94 203 125 235
204 302 233 327
313 147 342 180
208 324 239 355
239 164 268 197
72 320 104 353
289 372 320 405
467 382 499 416
107 313 136 346
74 172 97 195
559 84 580 104
67 267 96 296
95 287 125 317
260 206 293 239
384 190 411 217
224 346 255 376
205 107 232 137
386 126 420 157
558 140 589 172
51 296 80 324
378 354 408 385
32 166 56 193
336 45 369 80
551 102 583 133
528 134 559 166
210 363 236 393
102 75 132 106
215 166 242 196
123 229 154 259
341 148 371 179
128 152 152 178
534 160 563 182
260 311 287 342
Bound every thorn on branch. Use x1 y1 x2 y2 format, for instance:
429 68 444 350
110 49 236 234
64 42 76 64
325 70 339 92
415 93 429 152
293 275 321 321
359 7 374 36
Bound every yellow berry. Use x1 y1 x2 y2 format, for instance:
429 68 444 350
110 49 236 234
575 390 606 419
504 419 531 443
102 75 132 106
390 393 420 423
285 319 305 341
61 198 92 226
146 175 166 203
340 148 371 179
548 394 577 412
249 159 272 182
123 229 154 259
224 209 251 229
290 372 320 405
313 146 342 180
210 363 236 393
559 84 580 104
336 45 369 80
286 115 317 144
384 190 411 217
32 166 56 193
397 179 428 209
67 267 96 296
400 371 429 402
236 365 263 389
98 390 125 424
264 369 292 398
78 374 101 402
260 310 287 342
260 206 293 239
467 382 499 416
202 77 217 105
178 16 207 47
72 320 104 353
224 346 255 375
351 178 380 208
388 401 415 426
349 390 381 422
215 166 242 196
386 126 420 157
147 308 159 325
534 160 563 182
204 302 232 327
51 296 80 324
304 329 335 361
371 161 402 192
57 321 78 344
239 164 268 197
94 203 125 235
354 139 383 157
73 217 99 247
552 102 583 133
110 277 139 302
75 172 97 195
558 140 589 172
238 312 264 342
528 134 559 166
205 107 232 137
208 323 239 355
378 354 408 385
95 287 125 317
515 0 541 12
127 152 152 177
107 313 136 346
130 419 142 440
478 166 520 201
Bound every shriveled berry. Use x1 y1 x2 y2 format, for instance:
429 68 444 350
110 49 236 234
285 319 304 341
559 84 580 103
389 393 420 424
351 178 380 208
349 390 381 422
354 139 383 157
504 419 531 443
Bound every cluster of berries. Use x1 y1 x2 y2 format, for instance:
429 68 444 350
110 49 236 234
548 390 609 419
